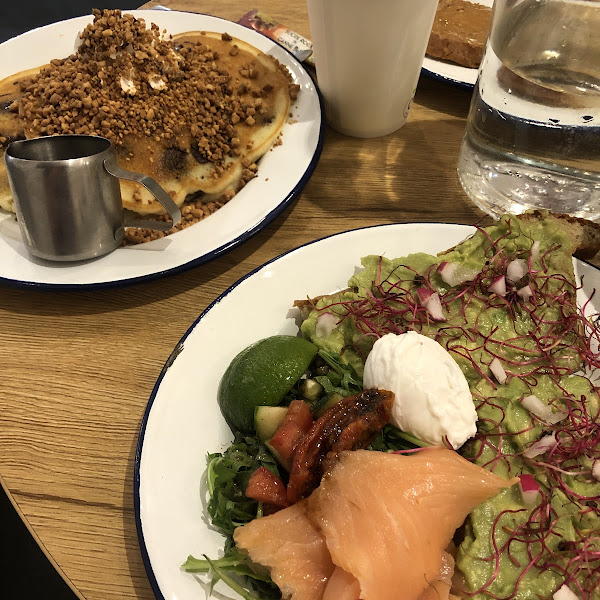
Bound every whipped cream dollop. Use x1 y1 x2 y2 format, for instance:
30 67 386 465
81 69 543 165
363 332 477 448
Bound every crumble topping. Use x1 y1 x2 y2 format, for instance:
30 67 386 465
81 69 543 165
17 9 295 174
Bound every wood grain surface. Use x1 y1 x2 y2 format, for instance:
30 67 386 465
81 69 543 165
1 2 596 600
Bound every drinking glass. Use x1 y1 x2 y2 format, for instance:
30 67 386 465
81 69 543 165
306 0 439 138
457 0 600 220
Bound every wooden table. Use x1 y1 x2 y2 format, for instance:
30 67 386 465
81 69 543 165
0 1 541 599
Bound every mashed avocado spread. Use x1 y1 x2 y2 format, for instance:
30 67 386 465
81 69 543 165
301 214 600 600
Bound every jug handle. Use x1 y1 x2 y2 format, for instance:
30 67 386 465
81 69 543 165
103 155 182 232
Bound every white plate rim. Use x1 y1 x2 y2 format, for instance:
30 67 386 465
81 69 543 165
421 57 478 90
0 11 324 290
133 221 600 600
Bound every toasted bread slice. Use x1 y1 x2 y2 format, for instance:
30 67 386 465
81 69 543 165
426 0 491 68
293 289 353 320
296 212 600 317
437 211 600 260
518 210 600 260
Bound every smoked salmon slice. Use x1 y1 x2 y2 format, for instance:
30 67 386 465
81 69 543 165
322 566 361 600
234 448 515 600
233 499 335 600
309 448 516 600
320 552 458 600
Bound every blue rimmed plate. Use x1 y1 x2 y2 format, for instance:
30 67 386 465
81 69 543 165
134 222 600 600
0 11 323 289
421 0 492 90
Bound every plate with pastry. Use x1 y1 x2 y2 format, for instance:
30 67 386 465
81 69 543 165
0 9 323 288
422 0 492 90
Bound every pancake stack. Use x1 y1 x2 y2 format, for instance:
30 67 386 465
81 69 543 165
0 9 298 241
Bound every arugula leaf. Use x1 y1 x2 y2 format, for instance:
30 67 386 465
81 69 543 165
184 435 282 599
182 547 280 600
317 349 363 390
368 424 427 452
311 349 363 415
206 433 281 538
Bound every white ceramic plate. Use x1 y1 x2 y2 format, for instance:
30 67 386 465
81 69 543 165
134 222 600 600
421 0 492 90
0 11 323 289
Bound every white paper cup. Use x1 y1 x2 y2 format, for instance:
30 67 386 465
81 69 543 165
307 0 438 138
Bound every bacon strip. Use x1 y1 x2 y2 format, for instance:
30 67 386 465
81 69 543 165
287 389 394 503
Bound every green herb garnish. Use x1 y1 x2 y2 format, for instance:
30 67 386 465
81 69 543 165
206 433 281 538
182 547 280 600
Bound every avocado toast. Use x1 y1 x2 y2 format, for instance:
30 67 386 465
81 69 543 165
298 212 600 599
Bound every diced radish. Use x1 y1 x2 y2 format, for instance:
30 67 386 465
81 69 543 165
490 357 507 384
437 262 479 287
316 312 339 338
519 474 540 506
416 288 446 320
553 584 579 600
520 395 565 425
524 434 557 458
517 285 533 301
592 459 600 482
506 259 528 283
421 291 446 321
416 287 433 303
531 241 540 263
488 275 507 297
245 466 289 508
437 262 456 285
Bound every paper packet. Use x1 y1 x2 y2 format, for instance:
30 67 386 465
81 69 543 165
238 10 314 65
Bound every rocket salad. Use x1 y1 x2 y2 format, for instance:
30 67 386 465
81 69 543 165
183 349 417 599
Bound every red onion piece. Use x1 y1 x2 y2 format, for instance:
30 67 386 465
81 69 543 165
524 434 557 458
437 261 478 287
531 241 540 263
488 275 507 297
316 312 339 338
421 291 446 321
490 357 507 384
506 259 528 283
517 284 533 301
553 585 579 600
592 459 600 483
520 395 565 425
519 474 540 506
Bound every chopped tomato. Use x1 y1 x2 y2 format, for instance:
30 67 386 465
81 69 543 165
245 466 289 508
269 421 305 470
285 399 314 432
268 400 314 470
